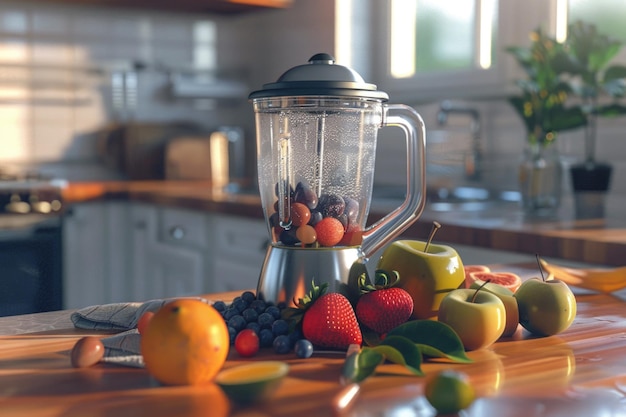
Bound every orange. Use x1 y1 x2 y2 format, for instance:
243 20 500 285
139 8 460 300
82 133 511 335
140 299 229 386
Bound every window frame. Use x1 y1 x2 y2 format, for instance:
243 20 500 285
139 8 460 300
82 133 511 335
363 0 557 103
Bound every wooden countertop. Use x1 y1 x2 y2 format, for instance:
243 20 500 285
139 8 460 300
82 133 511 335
2 264 626 417
61 181 626 266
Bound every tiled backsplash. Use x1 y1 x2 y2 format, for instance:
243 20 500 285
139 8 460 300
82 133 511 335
1 0 625 197
0 1 238 177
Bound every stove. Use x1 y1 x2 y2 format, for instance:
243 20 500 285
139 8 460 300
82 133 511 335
0 173 65 216
0 171 65 316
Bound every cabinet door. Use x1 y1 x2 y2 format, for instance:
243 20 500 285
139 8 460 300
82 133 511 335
129 204 212 302
63 202 131 308
212 214 269 293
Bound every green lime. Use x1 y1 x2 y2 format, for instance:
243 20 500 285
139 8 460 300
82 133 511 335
424 370 475 414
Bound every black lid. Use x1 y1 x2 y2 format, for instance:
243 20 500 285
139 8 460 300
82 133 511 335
248 53 389 101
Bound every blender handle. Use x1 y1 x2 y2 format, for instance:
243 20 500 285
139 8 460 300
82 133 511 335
360 104 427 258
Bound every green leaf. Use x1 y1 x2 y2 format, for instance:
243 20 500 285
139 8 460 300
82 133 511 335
386 320 472 364
341 349 384 383
376 335 423 376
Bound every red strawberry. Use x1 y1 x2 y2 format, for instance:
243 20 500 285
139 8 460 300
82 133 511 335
290 282 362 350
356 270 414 334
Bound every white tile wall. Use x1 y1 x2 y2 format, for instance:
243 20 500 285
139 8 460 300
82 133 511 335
1 0 624 199
0 1 241 177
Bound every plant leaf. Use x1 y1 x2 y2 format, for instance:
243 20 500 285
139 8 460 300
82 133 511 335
341 348 384 383
375 335 423 376
386 320 472 363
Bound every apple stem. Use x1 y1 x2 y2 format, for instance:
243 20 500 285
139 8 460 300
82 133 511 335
424 221 442 253
471 279 491 303
535 254 546 282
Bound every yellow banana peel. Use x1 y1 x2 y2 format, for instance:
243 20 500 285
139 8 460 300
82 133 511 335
539 258 626 293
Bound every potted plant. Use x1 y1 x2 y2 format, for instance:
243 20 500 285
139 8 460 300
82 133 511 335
507 28 586 216
557 21 626 217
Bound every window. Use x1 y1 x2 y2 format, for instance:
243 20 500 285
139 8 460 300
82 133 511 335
335 0 626 103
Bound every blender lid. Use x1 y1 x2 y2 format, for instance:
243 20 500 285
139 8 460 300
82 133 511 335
248 53 389 101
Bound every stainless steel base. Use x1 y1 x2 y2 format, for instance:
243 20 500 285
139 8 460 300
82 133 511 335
256 245 368 306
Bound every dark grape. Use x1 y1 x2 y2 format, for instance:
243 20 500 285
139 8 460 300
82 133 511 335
308 210 323 226
344 197 359 223
294 181 318 209
279 228 300 245
228 326 237 344
317 193 345 218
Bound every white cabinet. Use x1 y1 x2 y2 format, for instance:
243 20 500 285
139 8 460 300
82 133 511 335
64 201 269 307
211 214 269 293
63 201 131 309
128 203 213 302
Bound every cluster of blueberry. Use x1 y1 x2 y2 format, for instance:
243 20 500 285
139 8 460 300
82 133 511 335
213 290 313 358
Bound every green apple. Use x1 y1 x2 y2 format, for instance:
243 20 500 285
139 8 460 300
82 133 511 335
377 240 465 319
469 281 519 337
437 289 506 351
514 277 577 336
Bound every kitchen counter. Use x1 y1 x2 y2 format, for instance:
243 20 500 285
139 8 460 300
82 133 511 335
62 181 626 266
1 264 626 417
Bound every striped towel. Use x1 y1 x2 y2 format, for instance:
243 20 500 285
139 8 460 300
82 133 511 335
70 297 210 367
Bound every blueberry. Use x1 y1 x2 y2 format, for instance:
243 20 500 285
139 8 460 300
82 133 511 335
228 326 237 345
258 312 275 329
227 315 247 332
250 299 268 315
232 297 248 313
264 305 281 320
242 308 259 323
241 291 256 304
288 327 304 345
279 228 300 245
212 300 227 312
272 319 289 336
273 334 292 354
246 322 261 335
259 328 275 348
294 339 314 358
222 307 239 321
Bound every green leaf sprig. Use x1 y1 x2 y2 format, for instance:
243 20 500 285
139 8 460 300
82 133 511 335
341 320 472 383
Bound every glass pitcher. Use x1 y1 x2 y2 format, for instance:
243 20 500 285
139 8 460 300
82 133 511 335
250 53 427 305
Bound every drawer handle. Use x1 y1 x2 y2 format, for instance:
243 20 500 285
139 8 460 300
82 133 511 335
169 226 186 240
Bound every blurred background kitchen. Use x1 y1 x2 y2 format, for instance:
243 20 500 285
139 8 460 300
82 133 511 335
1 0 625 314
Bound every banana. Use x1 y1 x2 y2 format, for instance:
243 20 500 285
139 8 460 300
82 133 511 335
539 258 626 293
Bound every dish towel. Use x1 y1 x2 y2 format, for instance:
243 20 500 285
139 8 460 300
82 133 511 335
71 297 210 368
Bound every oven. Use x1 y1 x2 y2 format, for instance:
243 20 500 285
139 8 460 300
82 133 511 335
0 177 65 316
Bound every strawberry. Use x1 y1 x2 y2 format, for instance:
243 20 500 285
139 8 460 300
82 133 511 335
356 270 414 334
287 281 362 350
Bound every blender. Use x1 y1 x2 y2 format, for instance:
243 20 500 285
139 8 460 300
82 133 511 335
249 53 427 305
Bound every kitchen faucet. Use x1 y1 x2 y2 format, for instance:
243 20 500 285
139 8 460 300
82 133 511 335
437 100 483 181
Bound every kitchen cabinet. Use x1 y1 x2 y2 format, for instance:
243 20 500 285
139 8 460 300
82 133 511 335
128 203 214 302
211 214 268 293
63 201 131 309
33 0 292 14
64 199 269 307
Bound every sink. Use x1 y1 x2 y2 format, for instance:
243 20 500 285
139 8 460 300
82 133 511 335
372 185 520 212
